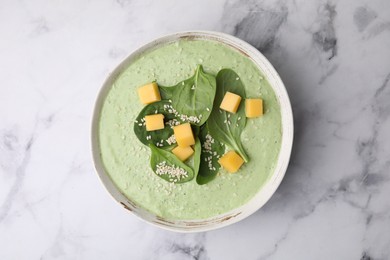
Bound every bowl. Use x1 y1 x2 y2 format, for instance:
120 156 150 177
91 31 293 232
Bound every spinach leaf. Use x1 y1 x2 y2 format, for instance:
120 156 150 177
193 137 202 177
133 100 180 148
196 124 225 185
150 144 194 183
159 65 216 126
207 69 249 162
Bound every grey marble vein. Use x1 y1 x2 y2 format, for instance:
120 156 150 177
170 242 208 260
0 134 34 223
354 6 378 32
0 113 57 223
222 0 288 53
312 2 337 60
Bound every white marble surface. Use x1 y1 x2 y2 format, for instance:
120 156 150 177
1 0 390 259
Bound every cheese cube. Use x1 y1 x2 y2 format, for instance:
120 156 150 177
172 146 194 161
245 98 263 118
138 82 161 104
173 123 195 147
220 91 242 113
218 151 244 173
145 114 164 131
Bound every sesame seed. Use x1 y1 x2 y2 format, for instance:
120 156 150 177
155 161 188 182
206 108 210 111
166 135 176 145
236 77 239 80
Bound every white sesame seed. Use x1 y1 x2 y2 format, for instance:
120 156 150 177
166 134 177 145
156 161 188 181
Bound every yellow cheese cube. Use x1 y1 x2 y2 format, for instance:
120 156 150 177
173 123 195 147
137 82 161 104
172 146 194 161
245 98 263 118
218 151 244 173
220 91 242 113
145 114 164 131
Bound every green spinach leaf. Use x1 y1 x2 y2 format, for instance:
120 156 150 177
150 144 194 183
193 137 201 177
159 65 216 126
207 69 249 162
196 124 225 185
133 100 180 148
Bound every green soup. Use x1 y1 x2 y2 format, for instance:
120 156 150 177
99 39 282 220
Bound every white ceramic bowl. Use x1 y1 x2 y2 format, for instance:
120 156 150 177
91 31 293 232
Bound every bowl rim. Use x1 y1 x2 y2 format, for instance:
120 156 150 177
91 30 294 232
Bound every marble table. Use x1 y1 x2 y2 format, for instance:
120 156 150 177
1 0 389 259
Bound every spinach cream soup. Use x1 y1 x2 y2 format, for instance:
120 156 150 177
99 39 282 219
